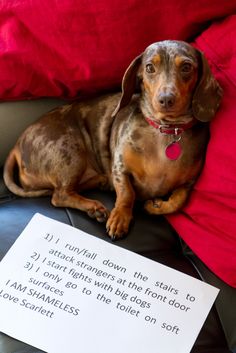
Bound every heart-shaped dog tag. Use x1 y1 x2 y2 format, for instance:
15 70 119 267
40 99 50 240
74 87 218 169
165 142 182 160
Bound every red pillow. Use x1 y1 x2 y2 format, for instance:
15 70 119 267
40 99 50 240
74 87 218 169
168 15 236 287
0 0 236 100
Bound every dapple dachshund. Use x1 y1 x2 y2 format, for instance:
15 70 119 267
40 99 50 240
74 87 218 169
4 41 222 240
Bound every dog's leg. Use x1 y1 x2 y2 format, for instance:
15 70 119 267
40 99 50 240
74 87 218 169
51 188 109 223
106 176 135 240
144 186 190 215
79 174 109 191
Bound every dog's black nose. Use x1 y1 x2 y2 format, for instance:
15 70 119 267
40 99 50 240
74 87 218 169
158 93 176 109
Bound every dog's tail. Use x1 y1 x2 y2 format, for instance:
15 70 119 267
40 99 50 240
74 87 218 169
3 149 51 197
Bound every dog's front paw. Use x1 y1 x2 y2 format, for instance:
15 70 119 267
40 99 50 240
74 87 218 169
144 198 165 215
106 207 133 240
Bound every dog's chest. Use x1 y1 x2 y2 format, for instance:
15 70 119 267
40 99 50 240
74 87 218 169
122 132 202 199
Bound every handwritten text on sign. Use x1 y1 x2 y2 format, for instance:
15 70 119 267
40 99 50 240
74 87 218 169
0 214 219 353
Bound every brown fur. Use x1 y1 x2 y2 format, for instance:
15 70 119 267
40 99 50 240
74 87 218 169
3 41 222 239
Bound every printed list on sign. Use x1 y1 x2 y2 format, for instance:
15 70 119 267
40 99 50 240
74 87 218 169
0 213 219 353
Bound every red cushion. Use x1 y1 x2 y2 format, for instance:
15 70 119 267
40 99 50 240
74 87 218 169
0 0 236 100
168 15 236 287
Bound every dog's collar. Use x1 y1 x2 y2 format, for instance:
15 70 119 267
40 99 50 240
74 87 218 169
145 117 196 136
145 116 197 161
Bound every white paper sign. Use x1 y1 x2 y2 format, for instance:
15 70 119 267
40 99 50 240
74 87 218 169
0 213 219 353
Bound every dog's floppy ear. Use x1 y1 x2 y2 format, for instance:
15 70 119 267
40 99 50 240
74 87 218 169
192 49 223 122
112 54 142 117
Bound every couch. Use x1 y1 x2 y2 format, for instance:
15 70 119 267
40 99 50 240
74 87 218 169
0 1 236 352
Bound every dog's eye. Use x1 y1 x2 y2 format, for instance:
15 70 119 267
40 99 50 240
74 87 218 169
181 62 193 73
146 63 156 74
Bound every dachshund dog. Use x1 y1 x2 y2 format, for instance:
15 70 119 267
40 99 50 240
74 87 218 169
3 41 222 240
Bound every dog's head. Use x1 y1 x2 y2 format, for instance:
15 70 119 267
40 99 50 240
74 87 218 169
113 40 222 123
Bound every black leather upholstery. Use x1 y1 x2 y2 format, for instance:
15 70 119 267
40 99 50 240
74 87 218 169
0 171 234 353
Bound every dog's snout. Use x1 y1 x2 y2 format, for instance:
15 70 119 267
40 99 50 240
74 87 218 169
158 92 176 109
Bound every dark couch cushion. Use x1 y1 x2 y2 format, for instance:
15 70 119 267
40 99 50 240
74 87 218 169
0 173 231 353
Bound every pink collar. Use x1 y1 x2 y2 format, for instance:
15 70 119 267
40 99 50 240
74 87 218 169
145 116 196 135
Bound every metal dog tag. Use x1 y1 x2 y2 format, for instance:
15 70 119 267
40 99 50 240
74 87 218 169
165 141 182 160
